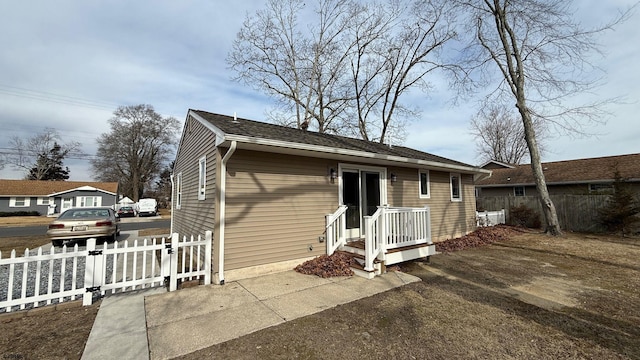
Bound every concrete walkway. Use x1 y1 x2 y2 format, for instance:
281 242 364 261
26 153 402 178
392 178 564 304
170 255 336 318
82 270 420 360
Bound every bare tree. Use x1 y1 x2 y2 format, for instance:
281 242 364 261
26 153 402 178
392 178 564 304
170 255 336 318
228 0 353 133
91 105 180 202
6 128 81 179
347 0 458 143
228 0 457 143
470 104 546 164
454 0 632 235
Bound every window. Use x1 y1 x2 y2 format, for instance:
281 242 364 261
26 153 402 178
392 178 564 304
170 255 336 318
77 196 101 207
514 186 525 197
37 197 53 205
589 183 614 192
9 197 30 207
176 172 182 209
450 173 462 201
419 170 430 199
198 156 206 200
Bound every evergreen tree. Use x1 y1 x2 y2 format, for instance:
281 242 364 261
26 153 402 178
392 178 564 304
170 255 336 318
598 171 640 236
28 143 70 181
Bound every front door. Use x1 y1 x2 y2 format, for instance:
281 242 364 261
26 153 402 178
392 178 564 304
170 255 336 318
341 167 384 239
61 197 73 213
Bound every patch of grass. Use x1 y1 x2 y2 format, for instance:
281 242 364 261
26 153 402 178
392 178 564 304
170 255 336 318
0 235 50 255
138 228 171 237
0 216 53 227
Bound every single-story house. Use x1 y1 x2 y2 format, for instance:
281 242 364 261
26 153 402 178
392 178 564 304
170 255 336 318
476 153 640 197
171 110 491 283
0 179 119 216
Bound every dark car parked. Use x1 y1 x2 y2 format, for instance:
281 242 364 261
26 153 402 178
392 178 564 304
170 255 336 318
117 206 136 218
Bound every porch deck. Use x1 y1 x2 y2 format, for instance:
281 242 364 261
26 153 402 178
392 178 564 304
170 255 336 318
326 205 435 279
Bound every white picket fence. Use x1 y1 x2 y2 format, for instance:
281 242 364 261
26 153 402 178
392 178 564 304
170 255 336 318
476 209 506 227
0 231 212 313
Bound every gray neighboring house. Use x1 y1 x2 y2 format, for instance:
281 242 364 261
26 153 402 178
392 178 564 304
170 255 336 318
0 179 119 215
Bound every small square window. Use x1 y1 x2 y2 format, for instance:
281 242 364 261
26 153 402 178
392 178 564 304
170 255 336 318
514 186 525 196
450 173 462 202
419 170 430 199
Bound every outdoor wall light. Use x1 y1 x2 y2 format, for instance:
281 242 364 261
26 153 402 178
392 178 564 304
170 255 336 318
330 168 337 183
390 173 397 183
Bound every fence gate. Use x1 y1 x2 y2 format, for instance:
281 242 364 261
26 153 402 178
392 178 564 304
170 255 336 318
0 231 212 313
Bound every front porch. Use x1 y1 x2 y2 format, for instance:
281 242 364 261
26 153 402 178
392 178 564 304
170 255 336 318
326 205 437 279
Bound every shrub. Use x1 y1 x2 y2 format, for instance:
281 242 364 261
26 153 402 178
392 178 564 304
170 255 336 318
0 211 41 217
598 171 640 236
509 205 541 228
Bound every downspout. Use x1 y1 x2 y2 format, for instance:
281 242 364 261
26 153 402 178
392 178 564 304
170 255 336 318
169 174 174 236
218 141 237 285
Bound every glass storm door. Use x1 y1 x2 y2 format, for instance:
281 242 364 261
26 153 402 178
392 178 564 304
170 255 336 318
342 169 382 239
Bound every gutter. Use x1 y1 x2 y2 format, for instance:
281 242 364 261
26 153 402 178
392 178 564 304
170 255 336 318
169 174 174 235
218 140 237 285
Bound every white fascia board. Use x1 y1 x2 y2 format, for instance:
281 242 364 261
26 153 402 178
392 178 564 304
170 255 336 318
223 134 489 175
189 110 227 146
48 186 116 197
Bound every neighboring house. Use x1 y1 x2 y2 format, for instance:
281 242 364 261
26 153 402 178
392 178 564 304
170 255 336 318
0 180 119 215
476 153 640 197
172 110 490 283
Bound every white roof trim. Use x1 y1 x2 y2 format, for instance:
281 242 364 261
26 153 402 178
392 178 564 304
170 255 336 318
223 134 489 174
189 110 226 146
48 186 117 197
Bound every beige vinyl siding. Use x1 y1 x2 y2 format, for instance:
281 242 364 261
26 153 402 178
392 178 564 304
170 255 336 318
224 150 338 270
172 116 218 248
387 167 476 242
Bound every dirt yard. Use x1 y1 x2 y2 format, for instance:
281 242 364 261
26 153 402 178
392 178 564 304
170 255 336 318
1 228 638 359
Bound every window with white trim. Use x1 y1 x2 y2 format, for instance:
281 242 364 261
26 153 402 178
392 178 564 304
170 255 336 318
198 156 206 200
77 196 101 207
9 197 30 207
450 173 462 201
176 172 182 209
514 186 525 197
419 170 430 199
37 197 53 205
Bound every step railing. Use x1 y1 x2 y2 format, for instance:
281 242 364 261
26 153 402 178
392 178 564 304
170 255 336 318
363 208 383 272
326 205 348 255
363 206 431 271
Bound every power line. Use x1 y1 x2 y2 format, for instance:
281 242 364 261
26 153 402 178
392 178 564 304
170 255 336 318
0 84 120 111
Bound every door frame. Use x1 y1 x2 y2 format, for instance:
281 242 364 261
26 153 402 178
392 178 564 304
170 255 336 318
338 163 388 238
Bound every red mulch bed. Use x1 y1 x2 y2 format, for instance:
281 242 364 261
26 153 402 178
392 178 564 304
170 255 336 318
294 252 355 278
295 226 524 276
435 225 523 252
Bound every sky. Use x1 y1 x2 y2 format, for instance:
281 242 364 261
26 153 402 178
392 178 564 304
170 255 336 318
0 1 638 181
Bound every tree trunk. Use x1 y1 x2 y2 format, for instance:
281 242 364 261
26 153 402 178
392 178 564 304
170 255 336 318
516 102 562 235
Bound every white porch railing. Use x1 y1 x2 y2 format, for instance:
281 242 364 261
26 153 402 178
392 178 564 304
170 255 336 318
364 206 432 272
0 231 212 313
325 205 348 255
476 209 506 227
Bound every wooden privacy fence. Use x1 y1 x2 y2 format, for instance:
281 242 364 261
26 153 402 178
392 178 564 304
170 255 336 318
0 231 212 313
477 195 610 232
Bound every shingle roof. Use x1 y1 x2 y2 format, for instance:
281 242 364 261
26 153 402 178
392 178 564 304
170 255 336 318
0 180 119 196
476 153 640 186
191 110 473 169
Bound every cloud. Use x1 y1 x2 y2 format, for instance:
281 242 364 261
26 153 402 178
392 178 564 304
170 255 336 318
0 0 638 182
